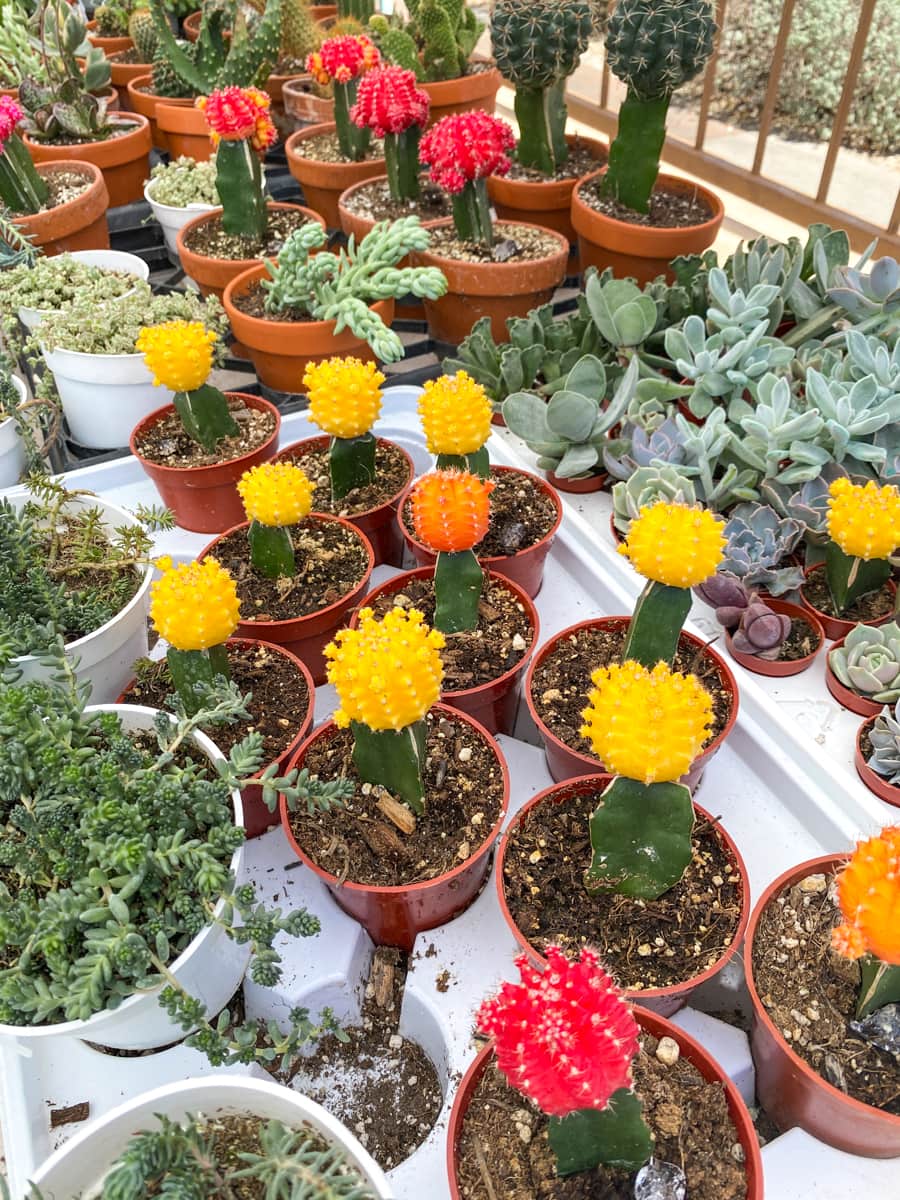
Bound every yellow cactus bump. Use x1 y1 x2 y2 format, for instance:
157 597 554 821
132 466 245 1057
418 371 492 457
619 501 725 588
827 478 900 561
303 356 385 439
150 556 241 651
136 321 216 393
832 826 900 965
580 660 713 784
237 462 315 527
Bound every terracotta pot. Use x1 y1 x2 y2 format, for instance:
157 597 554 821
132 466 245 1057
222 262 389 390
422 64 502 127
198 515 374 684
124 76 193 151
183 10 202 40
157 100 213 161
545 467 606 494
855 717 900 808
86 19 133 55
263 72 302 107
355 566 539 736
0 86 18 100
276 434 413 567
524 616 739 791
130 392 281 534
285 123 386 228
281 704 510 950
111 58 154 112
23 115 152 208
397 466 563 600
11 161 110 255
179 203 325 301
571 168 725 285
283 76 334 126
410 218 569 345
745 853 900 1155
490 410 505 427
825 636 889 717
725 598 824 678
96 85 121 113
309 3 337 18
799 561 897 641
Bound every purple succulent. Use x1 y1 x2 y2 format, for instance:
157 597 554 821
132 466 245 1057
731 599 792 660
693 570 750 627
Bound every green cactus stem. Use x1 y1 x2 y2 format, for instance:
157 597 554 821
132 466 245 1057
600 91 668 214
350 718 426 813
338 0 374 20
433 549 484 634
513 80 568 175
622 580 692 668
384 126 421 202
451 178 494 248
166 643 231 716
548 1090 654 1175
856 957 900 1020
825 541 892 616
330 432 376 501
215 136 268 240
173 384 240 452
436 447 490 479
247 520 296 579
334 78 371 161
0 135 49 214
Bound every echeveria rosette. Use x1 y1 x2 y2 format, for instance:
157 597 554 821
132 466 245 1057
0 94 49 214
476 947 653 1176
325 606 445 813
829 621 900 703
417 370 492 477
830 827 900 1019
302 356 385 502
197 87 276 241
307 34 381 160
824 478 900 616
419 111 515 248
237 461 316 580
350 65 429 201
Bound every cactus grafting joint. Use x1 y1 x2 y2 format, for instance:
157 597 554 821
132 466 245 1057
350 65 430 201
136 321 239 453
418 370 492 477
307 34 381 160
303 356 385 502
477 947 653 1176
198 86 275 241
0 95 49 214
237 461 315 579
419 111 515 247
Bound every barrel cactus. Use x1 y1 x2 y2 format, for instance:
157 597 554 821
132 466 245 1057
602 0 717 212
829 621 900 703
128 7 158 61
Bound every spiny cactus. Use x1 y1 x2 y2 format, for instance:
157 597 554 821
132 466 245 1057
491 0 593 173
148 0 281 95
602 0 717 212
128 7 159 61
151 42 197 97
368 13 422 77
338 0 374 20
248 0 322 64
406 0 483 82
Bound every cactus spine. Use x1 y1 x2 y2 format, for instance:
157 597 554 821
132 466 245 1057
148 0 281 94
128 7 159 61
406 0 482 82
368 14 422 77
338 0 374 20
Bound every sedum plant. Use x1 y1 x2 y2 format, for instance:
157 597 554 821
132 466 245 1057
0 2 44 88
147 155 218 207
695 571 793 660
822 478 900 616
0 254 135 315
419 110 515 248
307 33 381 160
0 95 48 213
719 502 805 596
237 461 316 580
417 370 493 478
829 621 900 704
349 65 430 201
303 356 386 501
198 85 277 241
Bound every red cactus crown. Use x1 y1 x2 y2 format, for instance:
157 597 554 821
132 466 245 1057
350 65 430 136
198 86 276 151
306 34 381 85
418 110 515 195
476 946 639 1118
0 95 23 146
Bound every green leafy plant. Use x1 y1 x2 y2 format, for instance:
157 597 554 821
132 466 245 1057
0 1 44 88
829 621 900 704
146 155 218 207
0 254 136 315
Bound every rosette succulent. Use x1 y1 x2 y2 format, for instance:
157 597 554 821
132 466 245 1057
611 464 698 535
720 502 805 595
603 416 686 482
829 621 900 703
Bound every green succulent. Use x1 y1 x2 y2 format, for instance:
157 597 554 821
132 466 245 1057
868 699 900 785
148 0 281 95
611 463 698 534
829 621 900 704
405 0 483 81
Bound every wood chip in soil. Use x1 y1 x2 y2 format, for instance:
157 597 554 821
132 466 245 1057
530 625 733 760
134 395 276 468
213 518 370 621
426 221 562 264
121 641 310 766
455 1037 749 1200
288 710 504 886
501 789 744 991
801 571 895 622
280 439 411 517
341 176 451 223
291 130 384 164
181 207 315 261
751 869 900 1114
503 139 605 184
366 574 533 691
403 466 558 559
579 179 715 228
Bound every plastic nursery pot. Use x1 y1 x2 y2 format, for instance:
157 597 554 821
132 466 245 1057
0 377 26 487
198 514 375 685
281 703 510 951
0 705 249 1052
546 466 607 495
355 566 540 736
143 180 217 269
20 247 148 334
276 434 414 568
22 115 152 208
524 616 739 792
799 561 898 641
178 202 325 300
571 168 725 286
10 161 110 255
86 18 133 55
157 100 215 161
495 776 750 1017
446 1009 764 1200
282 75 334 125
398 465 563 600
854 717 900 808
284 123 386 229
130 393 281 534
124 75 193 152
222 262 390 391
409 218 569 345
725 598 825 678
745 853 900 1156
825 637 891 717
421 62 502 127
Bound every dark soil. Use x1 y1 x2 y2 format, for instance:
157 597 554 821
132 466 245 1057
291 130 384 164
751 869 900 1114
229 277 313 323
402 466 558 560
341 176 451 223
281 439 412 517
501 788 744 992
181 207 314 261
11 170 91 215
579 178 715 229
530 625 733 764
36 119 139 146
456 1037 749 1199
504 139 606 184
288 710 505 886
801 571 895 622
426 221 562 264
213 518 370 622
365 574 534 691
134 395 276 469
121 641 311 766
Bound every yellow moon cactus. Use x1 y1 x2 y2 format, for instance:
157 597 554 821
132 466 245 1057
150 557 241 652
418 371 492 458
827 478 900 562
303 356 385 439
136 321 217 393
618 501 725 588
832 826 900 965
237 462 316 528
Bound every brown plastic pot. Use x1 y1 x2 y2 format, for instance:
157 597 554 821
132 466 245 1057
130 392 281 534
447 1009 764 1199
355 566 539 736
281 704 509 949
746 853 900 1155
422 63 502 127
124 76 193 151
23 114 152 208
545 467 607 494
725 598 824 678
855 717 900 808
524 616 739 791
11 161 110 255
179 203 325 301
157 100 213 161
799 561 897 641
397 466 563 600
495 777 750 1017
283 76 334 126
276 434 413 567
410 218 569 345
571 168 725 285
198 514 375 684
222 261 389 390
86 19 133 55
285 123 386 228
825 637 889 717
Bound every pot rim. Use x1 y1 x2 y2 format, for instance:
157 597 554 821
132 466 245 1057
825 634 891 717
285 122 386 168
572 167 725 238
854 715 900 808
178 203 326 274
130 391 281 476
412 216 570 271
222 262 391 336
22 111 148 146
276 434 414 522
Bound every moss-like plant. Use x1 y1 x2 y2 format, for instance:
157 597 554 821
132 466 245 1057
146 155 218 207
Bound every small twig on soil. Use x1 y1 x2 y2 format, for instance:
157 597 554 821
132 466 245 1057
474 1137 499 1200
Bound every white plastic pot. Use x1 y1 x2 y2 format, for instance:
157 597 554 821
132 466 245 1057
17 249 150 333
5 490 153 701
28 1076 394 1198
144 180 217 274
0 375 27 488
0 704 251 1053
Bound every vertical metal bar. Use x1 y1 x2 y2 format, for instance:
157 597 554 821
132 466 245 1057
750 0 796 175
816 0 878 203
695 0 728 150
600 58 610 111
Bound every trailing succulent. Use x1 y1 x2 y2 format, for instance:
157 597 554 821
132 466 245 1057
829 621 900 704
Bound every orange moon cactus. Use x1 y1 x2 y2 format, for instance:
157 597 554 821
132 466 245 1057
410 469 494 554
832 826 900 965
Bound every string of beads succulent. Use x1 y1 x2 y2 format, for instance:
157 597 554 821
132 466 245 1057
419 111 516 247
349 64 430 200
417 370 492 477
476 947 653 1175
823 477 900 615
307 33 381 159
198 85 276 240
303 355 385 501
0 95 49 214
237 460 316 579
